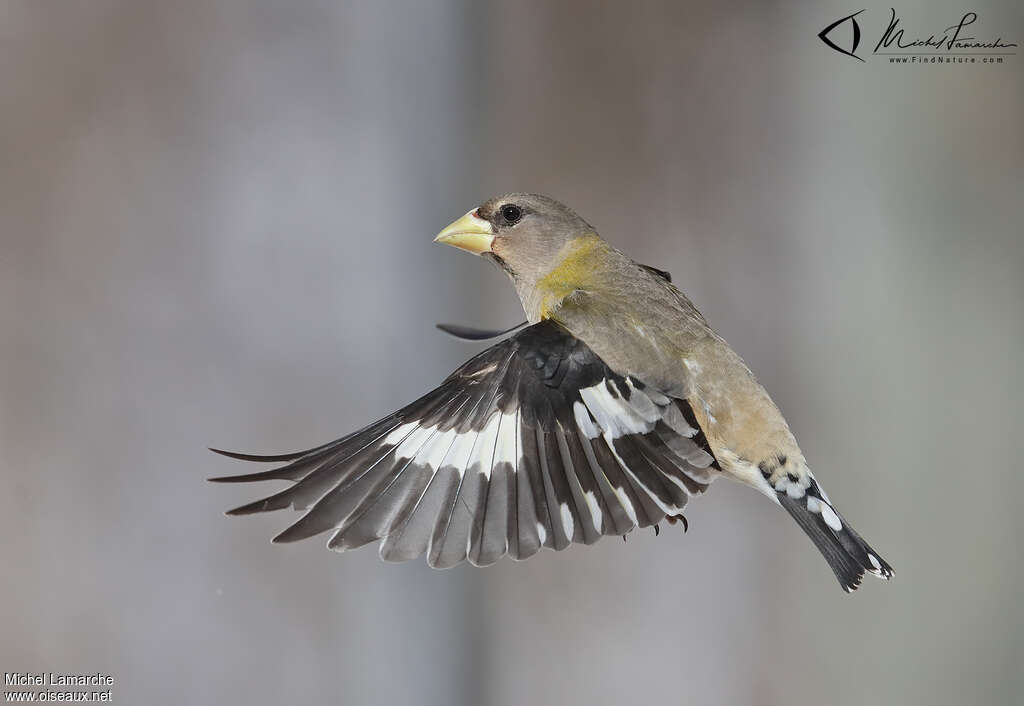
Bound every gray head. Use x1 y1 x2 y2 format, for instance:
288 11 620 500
434 193 596 286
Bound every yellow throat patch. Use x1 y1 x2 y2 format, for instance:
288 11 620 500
535 234 607 319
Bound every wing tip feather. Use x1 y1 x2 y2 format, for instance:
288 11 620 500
208 446 311 463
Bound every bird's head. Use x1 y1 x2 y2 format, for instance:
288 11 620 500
435 193 596 287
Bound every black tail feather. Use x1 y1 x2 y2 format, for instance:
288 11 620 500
779 492 894 592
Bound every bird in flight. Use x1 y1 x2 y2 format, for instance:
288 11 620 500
211 194 893 592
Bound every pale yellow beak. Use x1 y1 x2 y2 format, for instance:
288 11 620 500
434 210 494 255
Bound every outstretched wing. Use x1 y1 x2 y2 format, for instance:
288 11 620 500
210 320 718 567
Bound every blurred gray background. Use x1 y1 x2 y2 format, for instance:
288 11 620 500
2 1 1021 704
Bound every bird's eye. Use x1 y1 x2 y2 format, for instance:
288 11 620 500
499 204 523 225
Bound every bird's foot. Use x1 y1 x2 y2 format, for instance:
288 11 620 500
665 514 689 533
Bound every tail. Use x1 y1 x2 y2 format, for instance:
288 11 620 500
774 473 894 592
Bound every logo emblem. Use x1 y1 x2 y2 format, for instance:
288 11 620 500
818 9 866 61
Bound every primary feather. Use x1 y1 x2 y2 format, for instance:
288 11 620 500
212 321 714 567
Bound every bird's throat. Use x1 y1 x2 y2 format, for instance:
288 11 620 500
530 234 608 321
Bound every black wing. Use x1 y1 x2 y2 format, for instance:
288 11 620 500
210 320 717 567
638 264 672 282
435 321 528 341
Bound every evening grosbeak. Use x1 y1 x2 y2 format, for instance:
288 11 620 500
212 194 894 592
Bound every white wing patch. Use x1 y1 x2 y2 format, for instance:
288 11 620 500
393 425 437 461
559 503 575 542
579 384 652 438
383 421 420 446
573 401 601 439
493 412 518 468
418 427 459 469
583 490 602 534
474 412 503 479
577 379 669 440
